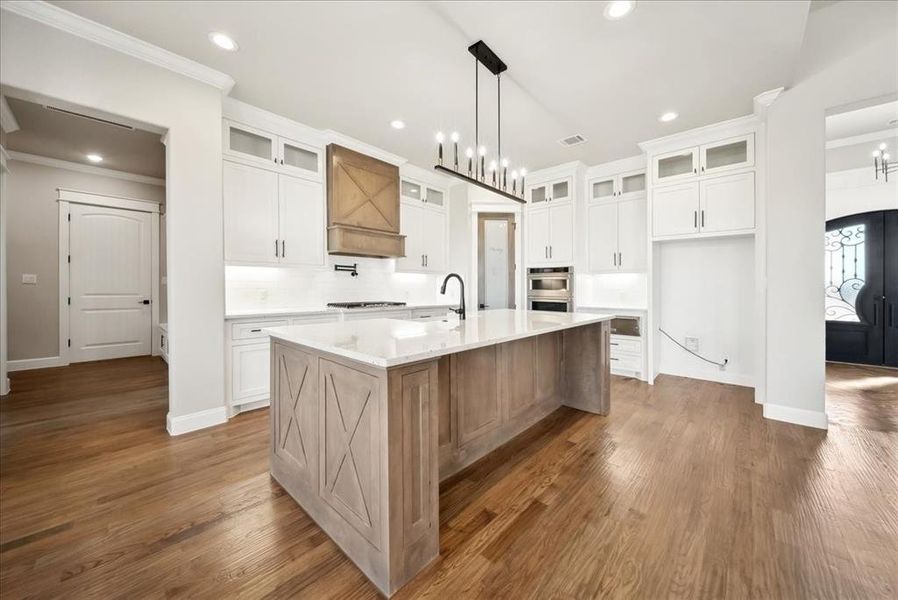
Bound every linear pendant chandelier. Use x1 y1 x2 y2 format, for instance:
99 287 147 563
433 41 526 204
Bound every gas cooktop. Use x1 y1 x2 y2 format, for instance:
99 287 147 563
326 301 407 309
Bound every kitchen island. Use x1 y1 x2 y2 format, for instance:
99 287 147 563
265 309 613 596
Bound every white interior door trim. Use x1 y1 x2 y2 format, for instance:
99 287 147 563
468 202 523 312
58 190 160 366
58 188 161 214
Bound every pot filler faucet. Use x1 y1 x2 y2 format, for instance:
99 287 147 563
440 273 466 320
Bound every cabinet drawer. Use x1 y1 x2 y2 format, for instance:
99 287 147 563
231 319 289 340
610 337 642 354
410 308 449 320
343 310 411 321
289 315 338 326
610 352 642 373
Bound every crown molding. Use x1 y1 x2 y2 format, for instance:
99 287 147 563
8 151 165 186
323 130 407 166
638 114 760 154
0 95 20 133
1 1 235 94
753 87 784 118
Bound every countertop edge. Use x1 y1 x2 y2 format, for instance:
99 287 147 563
266 313 616 368
224 304 455 320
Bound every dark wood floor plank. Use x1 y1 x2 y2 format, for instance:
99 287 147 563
1 357 896 599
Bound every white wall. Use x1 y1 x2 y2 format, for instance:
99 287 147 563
764 0 897 427
825 167 898 221
225 259 456 313
1 148 9 395
0 11 225 430
4 159 164 361
656 237 755 387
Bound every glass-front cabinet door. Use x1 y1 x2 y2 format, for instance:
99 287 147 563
619 171 646 197
401 179 422 202
700 134 754 175
529 183 549 205
424 187 444 208
551 178 571 203
279 137 321 180
590 177 616 202
654 147 698 183
224 120 277 167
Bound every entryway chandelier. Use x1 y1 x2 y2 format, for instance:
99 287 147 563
873 143 894 181
433 41 527 204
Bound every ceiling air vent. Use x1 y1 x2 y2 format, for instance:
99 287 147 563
45 105 135 130
558 134 587 147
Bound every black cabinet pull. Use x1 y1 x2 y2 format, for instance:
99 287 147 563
694 211 698 229
281 240 285 257
701 210 705 228
275 239 279 257
250 329 262 333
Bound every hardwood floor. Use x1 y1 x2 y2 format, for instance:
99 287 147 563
1 357 896 599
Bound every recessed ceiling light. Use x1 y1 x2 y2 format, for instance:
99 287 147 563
604 1 636 20
209 32 238 51
86 153 103 163
390 119 405 130
659 111 678 123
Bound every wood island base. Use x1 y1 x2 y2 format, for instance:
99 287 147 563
269 321 610 596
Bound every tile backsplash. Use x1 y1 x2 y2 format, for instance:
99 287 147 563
226 256 458 313
575 272 647 309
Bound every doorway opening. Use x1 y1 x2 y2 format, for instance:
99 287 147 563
0 90 168 412
824 98 898 429
477 213 516 310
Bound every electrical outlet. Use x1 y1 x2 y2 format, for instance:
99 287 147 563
684 336 700 353
22 274 37 285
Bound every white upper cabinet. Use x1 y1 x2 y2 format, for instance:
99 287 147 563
587 197 646 273
223 119 322 180
652 134 755 185
528 204 573 266
224 121 278 168
224 161 280 264
278 174 324 266
699 134 754 176
528 176 572 205
616 198 647 270
587 202 618 272
396 191 448 273
652 181 700 237
589 170 646 202
699 172 755 233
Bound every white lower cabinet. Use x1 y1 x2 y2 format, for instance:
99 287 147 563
652 171 754 239
610 335 644 379
231 343 271 403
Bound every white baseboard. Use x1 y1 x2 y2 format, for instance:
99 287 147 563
166 406 228 436
658 365 754 388
763 403 829 430
7 356 67 372
1 377 9 396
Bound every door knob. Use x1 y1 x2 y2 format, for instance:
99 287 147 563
139 299 151 305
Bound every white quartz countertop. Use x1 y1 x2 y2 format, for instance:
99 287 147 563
225 304 454 320
265 309 615 368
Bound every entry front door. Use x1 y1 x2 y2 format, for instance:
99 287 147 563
825 209 897 367
69 202 153 362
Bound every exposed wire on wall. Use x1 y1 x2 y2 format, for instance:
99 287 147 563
658 327 728 369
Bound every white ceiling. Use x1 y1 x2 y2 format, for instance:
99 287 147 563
48 1 811 172
2 96 165 178
826 100 898 172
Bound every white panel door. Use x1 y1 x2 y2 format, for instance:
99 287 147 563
279 174 324 266
527 207 550 265
223 161 279 264
617 197 647 271
397 202 424 271
231 342 270 403
652 181 699 237
69 203 152 362
422 209 446 272
549 203 573 264
699 172 756 233
587 202 618 272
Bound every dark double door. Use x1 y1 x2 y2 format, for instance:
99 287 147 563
825 210 898 367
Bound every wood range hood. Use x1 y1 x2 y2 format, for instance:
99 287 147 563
326 144 405 258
